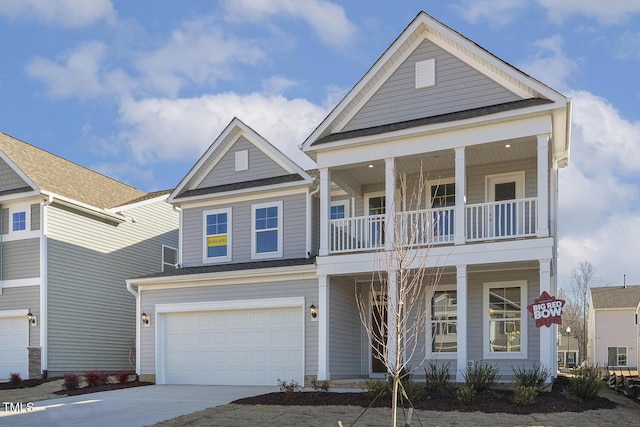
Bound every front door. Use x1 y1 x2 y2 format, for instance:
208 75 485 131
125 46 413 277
366 194 386 247
486 172 524 237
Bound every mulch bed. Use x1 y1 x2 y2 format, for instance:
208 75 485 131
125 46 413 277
233 377 618 414
53 381 154 396
0 377 59 390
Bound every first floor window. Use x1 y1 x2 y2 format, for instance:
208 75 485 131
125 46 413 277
484 281 526 357
252 201 282 258
608 347 627 367
12 211 26 231
204 208 231 262
430 289 457 353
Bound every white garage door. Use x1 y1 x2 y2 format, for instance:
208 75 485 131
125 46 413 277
161 306 303 385
0 316 29 380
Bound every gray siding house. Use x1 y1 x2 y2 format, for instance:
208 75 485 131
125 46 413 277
128 11 571 386
0 132 178 379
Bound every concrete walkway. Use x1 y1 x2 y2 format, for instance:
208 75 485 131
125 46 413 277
0 384 278 427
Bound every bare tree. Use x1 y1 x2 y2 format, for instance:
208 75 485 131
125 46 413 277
355 170 445 427
565 262 598 362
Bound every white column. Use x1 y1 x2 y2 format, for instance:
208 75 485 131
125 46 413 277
387 270 398 373
537 135 550 238
539 259 553 377
317 275 330 380
384 157 396 251
456 264 468 382
319 168 330 256
454 148 466 245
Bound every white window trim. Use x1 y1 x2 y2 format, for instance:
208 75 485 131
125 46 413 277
485 171 525 202
251 201 283 259
608 346 628 367
426 177 455 209
330 200 350 219
483 280 528 360
427 284 457 359
203 207 232 263
364 191 386 215
9 204 30 233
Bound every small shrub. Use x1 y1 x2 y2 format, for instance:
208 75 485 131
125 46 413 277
456 385 476 406
277 378 301 394
424 361 451 393
63 372 79 391
512 385 538 406
569 366 602 399
116 370 132 384
512 362 551 390
399 379 426 402
9 372 22 386
365 378 390 399
84 370 108 387
462 361 499 393
310 378 330 392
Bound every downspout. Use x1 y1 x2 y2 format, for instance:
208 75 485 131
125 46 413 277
41 194 53 377
307 184 320 257
126 281 141 379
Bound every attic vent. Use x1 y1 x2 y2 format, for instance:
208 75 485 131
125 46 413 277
235 150 249 171
415 58 436 89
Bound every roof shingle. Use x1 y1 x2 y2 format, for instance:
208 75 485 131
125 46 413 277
590 285 640 310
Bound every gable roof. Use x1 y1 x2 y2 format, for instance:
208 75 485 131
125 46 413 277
0 131 145 209
590 286 640 310
170 117 313 203
301 11 570 158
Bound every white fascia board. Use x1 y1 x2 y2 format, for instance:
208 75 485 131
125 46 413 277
41 190 127 223
0 191 43 204
316 238 554 276
315 114 552 169
110 193 170 212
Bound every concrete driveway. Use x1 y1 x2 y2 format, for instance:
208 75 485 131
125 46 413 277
0 384 278 427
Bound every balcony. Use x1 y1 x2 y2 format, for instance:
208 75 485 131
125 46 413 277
328 198 538 253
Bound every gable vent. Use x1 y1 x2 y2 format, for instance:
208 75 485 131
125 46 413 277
235 150 249 172
415 58 436 89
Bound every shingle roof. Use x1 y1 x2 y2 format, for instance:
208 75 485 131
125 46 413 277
590 285 640 310
312 98 553 146
174 174 305 200
0 131 146 209
133 256 316 280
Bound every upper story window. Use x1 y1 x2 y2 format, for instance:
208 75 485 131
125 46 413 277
12 211 26 231
330 200 349 220
483 280 527 359
203 208 232 262
252 201 283 259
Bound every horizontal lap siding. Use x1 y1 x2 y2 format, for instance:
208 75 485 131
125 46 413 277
182 192 307 266
139 279 318 378
198 136 289 189
1 239 40 280
0 286 40 347
466 158 537 204
0 158 28 192
329 276 361 378
46 202 178 375
344 40 520 132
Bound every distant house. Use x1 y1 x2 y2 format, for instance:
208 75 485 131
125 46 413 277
0 132 178 380
587 285 640 369
557 334 579 368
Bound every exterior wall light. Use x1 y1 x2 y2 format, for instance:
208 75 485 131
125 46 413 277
27 310 37 326
141 311 150 327
309 304 318 320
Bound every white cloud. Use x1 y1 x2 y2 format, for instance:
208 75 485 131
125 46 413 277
0 0 115 28
25 42 110 98
518 35 578 92
537 0 640 24
616 31 640 60
118 93 325 172
453 0 527 27
261 76 299 96
222 0 357 50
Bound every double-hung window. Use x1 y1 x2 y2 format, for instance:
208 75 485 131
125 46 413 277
608 347 628 367
483 281 527 359
429 287 457 355
252 201 283 258
12 211 26 231
204 208 231 262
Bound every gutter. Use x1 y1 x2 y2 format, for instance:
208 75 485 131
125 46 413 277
41 190 128 223
307 183 320 257
126 281 141 377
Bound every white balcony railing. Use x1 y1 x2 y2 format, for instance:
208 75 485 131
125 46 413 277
328 198 538 253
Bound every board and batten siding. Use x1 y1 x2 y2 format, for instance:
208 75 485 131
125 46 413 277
1 239 40 280
0 286 40 347
138 278 318 379
197 136 289 190
0 158 29 192
343 39 521 132
45 200 178 375
328 276 362 379
181 192 307 266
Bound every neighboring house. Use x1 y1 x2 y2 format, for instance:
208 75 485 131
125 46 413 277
0 132 178 380
557 334 579 368
587 285 640 369
128 11 571 386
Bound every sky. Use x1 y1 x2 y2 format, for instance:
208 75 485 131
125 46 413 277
0 0 639 291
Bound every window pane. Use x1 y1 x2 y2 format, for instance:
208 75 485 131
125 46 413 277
207 245 227 258
207 213 227 235
330 205 345 220
608 347 617 366
431 291 457 353
12 211 26 231
256 230 277 253
255 207 278 231
489 319 521 352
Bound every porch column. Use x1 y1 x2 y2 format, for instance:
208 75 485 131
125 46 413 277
387 269 398 372
454 147 466 245
537 135 550 238
385 157 396 251
456 264 468 382
317 275 330 380
539 259 553 377
319 168 331 256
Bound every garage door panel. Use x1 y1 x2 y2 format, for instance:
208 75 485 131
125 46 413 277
161 306 303 385
0 317 29 380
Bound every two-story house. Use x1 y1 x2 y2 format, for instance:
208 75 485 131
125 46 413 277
0 132 178 380
127 11 571 386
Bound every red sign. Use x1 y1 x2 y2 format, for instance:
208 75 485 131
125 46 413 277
527 291 565 328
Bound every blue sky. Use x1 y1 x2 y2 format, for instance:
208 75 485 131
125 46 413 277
1 0 639 289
